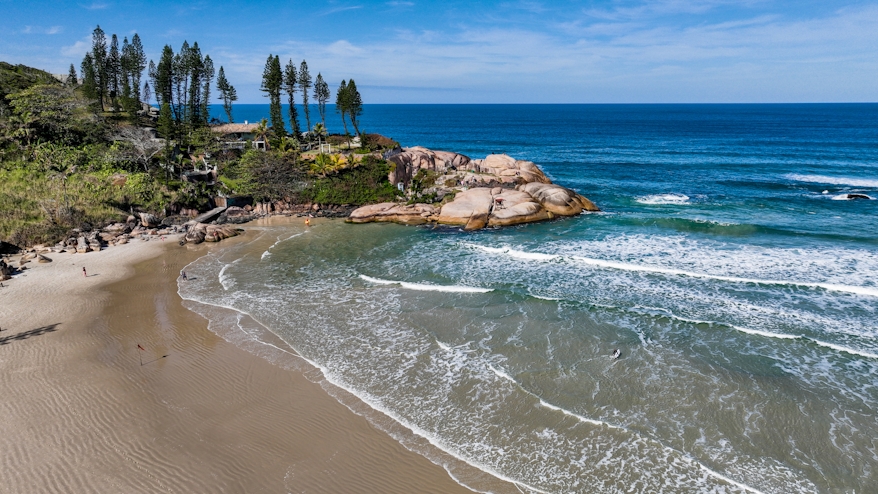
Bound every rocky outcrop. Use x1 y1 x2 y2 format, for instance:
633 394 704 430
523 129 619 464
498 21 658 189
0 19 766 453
139 212 160 228
348 203 438 225
518 182 600 215
180 222 241 245
351 149 599 231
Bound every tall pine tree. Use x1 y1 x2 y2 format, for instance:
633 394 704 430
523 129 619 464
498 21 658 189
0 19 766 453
336 79 349 135
108 34 121 111
347 79 363 136
261 55 285 136
283 59 301 137
200 55 214 125
130 34 146 103
91 25 108 111
299 60 312 131
313 73 330 127
81 54 97 101
216 66 237 123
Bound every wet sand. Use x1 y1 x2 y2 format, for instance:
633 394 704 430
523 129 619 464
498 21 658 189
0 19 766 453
0 236 475 493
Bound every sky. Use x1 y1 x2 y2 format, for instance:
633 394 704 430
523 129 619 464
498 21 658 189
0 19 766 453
1 0 877 103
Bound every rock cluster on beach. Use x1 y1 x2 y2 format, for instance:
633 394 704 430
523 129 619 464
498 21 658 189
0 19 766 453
349 148 599 230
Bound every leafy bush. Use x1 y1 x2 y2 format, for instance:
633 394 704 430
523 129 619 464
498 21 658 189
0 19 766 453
299 155 399 205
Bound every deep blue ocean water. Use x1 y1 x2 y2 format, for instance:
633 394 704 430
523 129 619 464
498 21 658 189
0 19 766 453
194 104 878 493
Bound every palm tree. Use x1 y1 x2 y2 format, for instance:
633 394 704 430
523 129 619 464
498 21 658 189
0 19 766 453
330 153 346 172
312 122 327 151
311 152 332 177
252 118 270 150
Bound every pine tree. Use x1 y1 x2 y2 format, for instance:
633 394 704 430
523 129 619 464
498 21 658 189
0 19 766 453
108 34 121 111
261 55 285 136
155 46 175 113
81 54 97 101
130 34 146 103
216 66 237 123
91 25 108 111
347 79 363 136
314 73 330 127
120 36 135 113
299 60 312 131
201 55 214 125
186 42 204 126
283 59 301 137
336 79 349 136
172 41 190 122
143 81 152 107
66 64 78 86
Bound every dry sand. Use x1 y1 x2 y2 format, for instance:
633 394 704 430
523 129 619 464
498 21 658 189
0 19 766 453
0 236 476 493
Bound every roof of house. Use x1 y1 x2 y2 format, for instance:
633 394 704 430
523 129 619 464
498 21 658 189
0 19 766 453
211 123 260 134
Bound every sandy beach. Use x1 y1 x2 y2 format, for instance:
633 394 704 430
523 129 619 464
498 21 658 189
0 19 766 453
0 234 475 493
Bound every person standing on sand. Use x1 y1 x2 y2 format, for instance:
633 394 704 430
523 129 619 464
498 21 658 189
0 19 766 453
181 271 188 281
82 266 87 277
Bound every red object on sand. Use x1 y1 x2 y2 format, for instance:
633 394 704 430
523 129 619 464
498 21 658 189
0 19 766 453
137 344 145 351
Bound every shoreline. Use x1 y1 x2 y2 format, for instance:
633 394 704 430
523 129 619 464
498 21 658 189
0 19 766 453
0 229 480 492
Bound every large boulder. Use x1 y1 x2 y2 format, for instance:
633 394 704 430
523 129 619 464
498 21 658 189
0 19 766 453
471 154 550 184
437 188 494 230
388 147 472 186
487 189 550 227
76 236 91 253
348 203 438 225
518 182 599 215
139 212 160 228
182 222 241 244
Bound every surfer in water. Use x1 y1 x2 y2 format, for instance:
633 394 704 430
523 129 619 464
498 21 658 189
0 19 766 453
611 349 621 360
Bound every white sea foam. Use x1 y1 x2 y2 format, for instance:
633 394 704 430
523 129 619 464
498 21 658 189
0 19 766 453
469 243 878 298
359 275 493 293
787 174 878 188
831 193 874 201
810 340 878 360
261 232 305 260
730 325 802 340
636 193 691 205
475 245 559 261
698 464 766 494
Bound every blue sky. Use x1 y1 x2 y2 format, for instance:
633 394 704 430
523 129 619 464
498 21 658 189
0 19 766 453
1 0 877 103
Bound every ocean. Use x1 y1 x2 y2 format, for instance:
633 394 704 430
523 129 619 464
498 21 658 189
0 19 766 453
189 104 878 493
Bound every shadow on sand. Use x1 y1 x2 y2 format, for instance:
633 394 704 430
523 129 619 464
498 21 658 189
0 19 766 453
0 324 60 346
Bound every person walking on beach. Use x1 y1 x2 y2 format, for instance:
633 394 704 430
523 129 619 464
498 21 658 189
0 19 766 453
181 271 188 281
82 266 87 277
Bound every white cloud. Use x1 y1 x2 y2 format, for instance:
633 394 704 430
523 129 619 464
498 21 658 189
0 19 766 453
61 38 90 58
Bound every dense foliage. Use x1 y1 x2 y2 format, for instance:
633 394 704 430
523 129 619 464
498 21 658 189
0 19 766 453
1 30 387 248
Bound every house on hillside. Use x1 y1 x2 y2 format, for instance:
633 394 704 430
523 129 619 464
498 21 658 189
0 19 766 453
211 121 266 150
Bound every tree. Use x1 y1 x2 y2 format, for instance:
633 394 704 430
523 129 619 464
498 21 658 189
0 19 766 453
81 54 97 103
200 55 214 126
347 79 363 136
66 64 78 86
299 60 312 131
142 81 152 107
336 79 349 135
157 102 174 139
185 42 204 126
91 25 108 111
216 66 237 123
154 46 174 112
129 34 146 103
261 55 284 136
283 59 301 138
107 34 121 111
314 73 329 127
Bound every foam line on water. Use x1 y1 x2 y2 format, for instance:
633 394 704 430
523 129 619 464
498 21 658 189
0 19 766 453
810 339 878 360
487 366 763 492
176 285 545 493
466 244 878 298
261 231 305 260
787 173 878 188
636 193 690 205
359 275 493 293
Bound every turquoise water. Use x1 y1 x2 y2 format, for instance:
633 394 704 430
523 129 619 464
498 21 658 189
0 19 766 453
191 104 878 492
